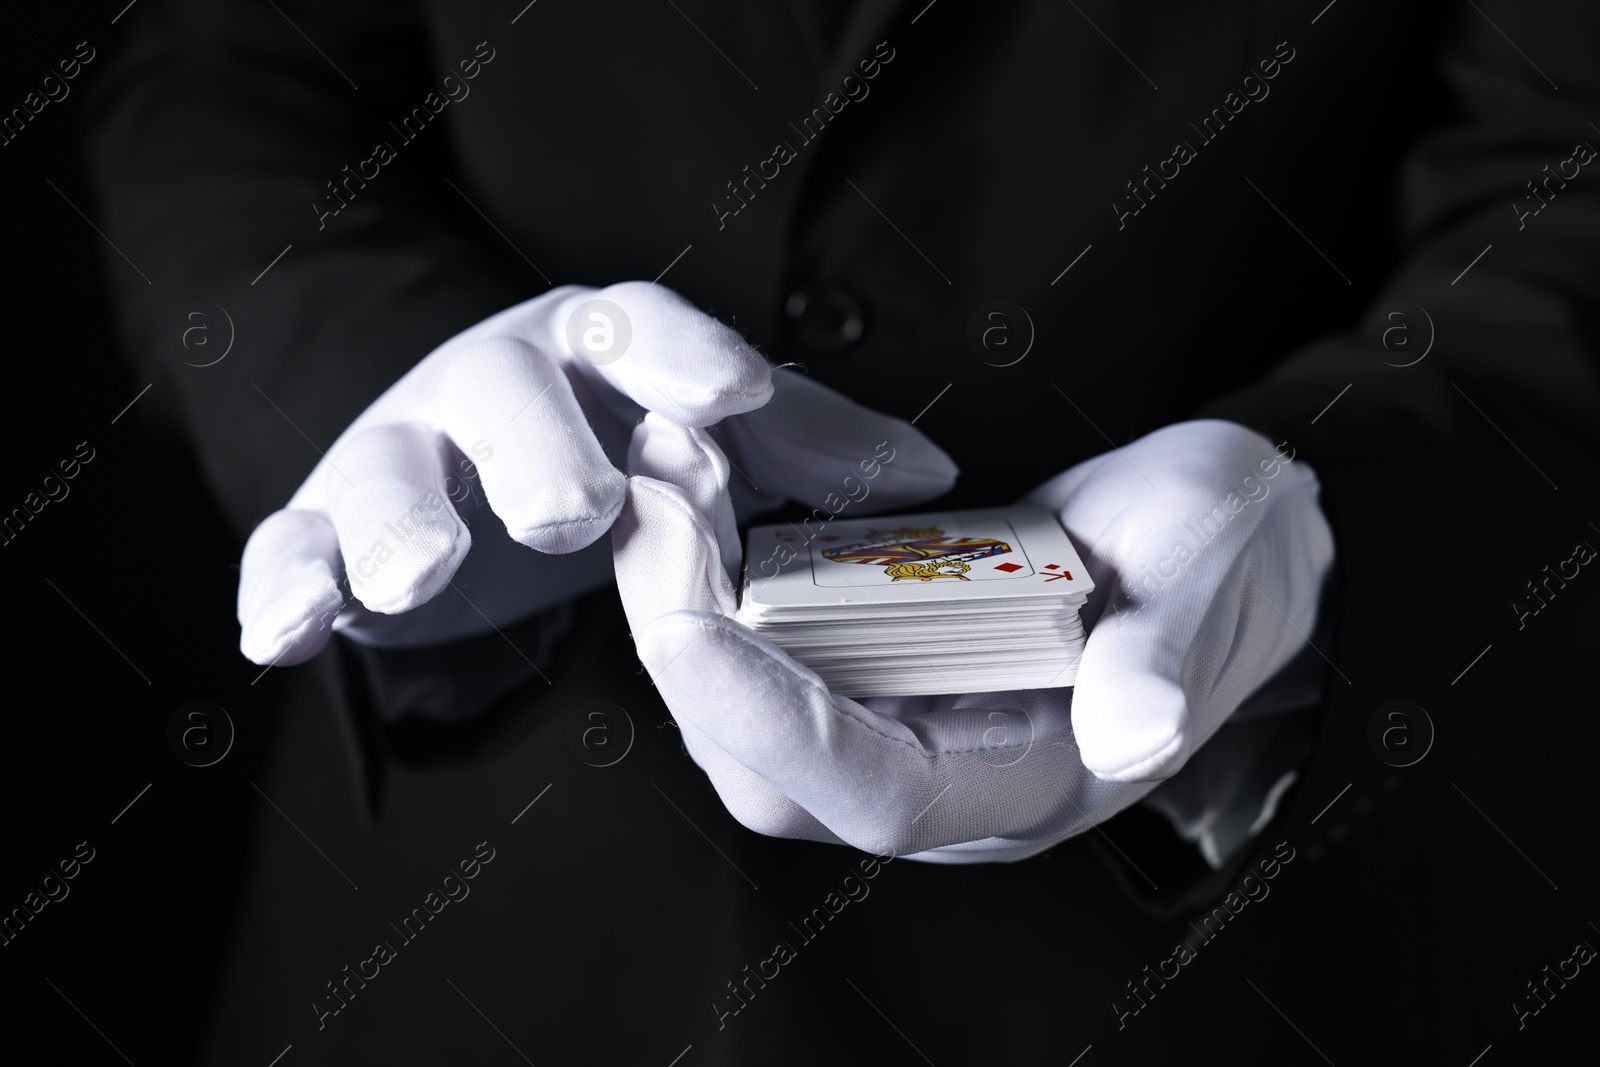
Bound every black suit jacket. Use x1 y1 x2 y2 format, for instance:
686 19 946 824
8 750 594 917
82 2 1600 1063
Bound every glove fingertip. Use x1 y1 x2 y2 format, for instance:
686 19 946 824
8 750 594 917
1072 668 1191 781
1083 733 1187 783
505 467 627 553
239 573 345 666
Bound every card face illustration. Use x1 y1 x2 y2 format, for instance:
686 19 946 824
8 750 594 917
807 519 1035 587
740 505 1092 614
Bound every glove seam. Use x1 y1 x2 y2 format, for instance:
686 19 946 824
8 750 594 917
1095 731 1185 782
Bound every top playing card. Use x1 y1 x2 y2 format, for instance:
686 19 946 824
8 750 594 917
739 505 1093 614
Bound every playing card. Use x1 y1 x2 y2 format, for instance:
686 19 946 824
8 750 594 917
739 505 1092 616
736 505 1094 698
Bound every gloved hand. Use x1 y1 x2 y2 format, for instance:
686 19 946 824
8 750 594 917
237 282 958 665
613 417 1334 862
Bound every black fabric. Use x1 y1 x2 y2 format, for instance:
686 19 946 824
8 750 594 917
82 2 1600 528
793 0 856 58
77 2 1600 1063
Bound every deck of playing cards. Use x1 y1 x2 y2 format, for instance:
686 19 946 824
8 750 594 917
736 505 1094 698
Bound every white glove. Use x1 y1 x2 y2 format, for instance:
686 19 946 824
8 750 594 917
613 418 1334 863
1028 420 1334 781
237 282 957 665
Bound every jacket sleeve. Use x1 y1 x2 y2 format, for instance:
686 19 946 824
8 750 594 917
1192 6 1600 850
82 0 536 535
1200 6 1600 494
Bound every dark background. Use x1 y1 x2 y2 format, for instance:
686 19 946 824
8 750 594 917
1 5 275 1063
3 3 1598 1065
